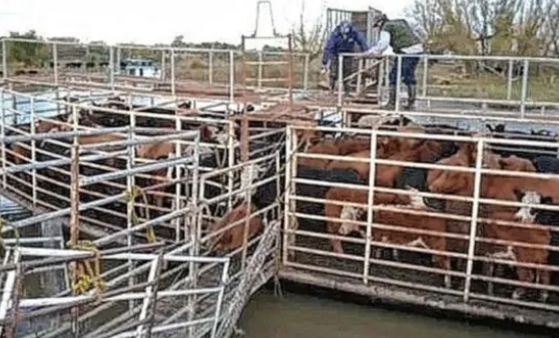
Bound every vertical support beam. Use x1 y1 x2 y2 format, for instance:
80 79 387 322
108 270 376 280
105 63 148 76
257 51 263 89
337 55 344 109
174 113 182 242
116 47 121 76
69 104 80 337
30 96 37 207
287 34 294 109
356 58 363 96
229 50 235 103
227 121 235 210
395 55 403 112
303 54 310 92
160 49 165 81
241 164 254 272
422 55 428 98
208 50 213 85
507 59 513 100
282 125 294 264
126 108 136 312
1 40 6 80
109 46 115 91
170 49 176 97
463 140 484 302
0 89 6 189
363 130 378 284
0 250 20 338
239 37 249 163
135 257 160 338
52 43 58 85
520 59 529 119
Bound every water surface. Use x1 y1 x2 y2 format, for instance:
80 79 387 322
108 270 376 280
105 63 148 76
239 290 548 338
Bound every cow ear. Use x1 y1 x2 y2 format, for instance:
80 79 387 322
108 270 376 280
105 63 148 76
513 189 524 201
486 124 493 132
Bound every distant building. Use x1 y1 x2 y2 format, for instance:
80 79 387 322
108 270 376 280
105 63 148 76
120 58 161 78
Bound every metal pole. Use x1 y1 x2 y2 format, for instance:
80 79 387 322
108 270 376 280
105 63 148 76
282 126 293 263
303 54 309 91
507 59 513 100
363 130 377 284
109 46 115 90
1 89 6 189
337 55 343 108
174 114 182 242
395 55 402 112
356 58 363 96
257 51 263 89
52 43 58 85
227 121 235 210
520 59 529 118
422 55 428 97
126 107 136 312
69 104 80 337
160 50 165 81
170 49 176 97
116 47 121 75
1 40 6 80
229 50 235 103
208 50 213 85
30 96 37 207
463 140 484 302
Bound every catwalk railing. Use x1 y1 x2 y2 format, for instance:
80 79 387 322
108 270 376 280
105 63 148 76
282 121 559 321
328 53 559 117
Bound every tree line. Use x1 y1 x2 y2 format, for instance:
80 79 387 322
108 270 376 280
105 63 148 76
407 0 559 57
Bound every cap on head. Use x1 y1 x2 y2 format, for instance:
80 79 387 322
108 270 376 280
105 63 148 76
373 14 388 28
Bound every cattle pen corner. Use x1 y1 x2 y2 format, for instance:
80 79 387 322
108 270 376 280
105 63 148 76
1 35 559 337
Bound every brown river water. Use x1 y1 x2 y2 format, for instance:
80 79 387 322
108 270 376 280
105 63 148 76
239 290 550 338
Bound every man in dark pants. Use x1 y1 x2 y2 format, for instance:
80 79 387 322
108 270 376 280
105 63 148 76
364 14 425 110
321 21 369 93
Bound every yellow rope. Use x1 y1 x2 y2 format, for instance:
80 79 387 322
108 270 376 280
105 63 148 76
125 185 156 243
67 240 105 298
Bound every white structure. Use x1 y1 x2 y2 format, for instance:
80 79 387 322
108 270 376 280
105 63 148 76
120 58 161 78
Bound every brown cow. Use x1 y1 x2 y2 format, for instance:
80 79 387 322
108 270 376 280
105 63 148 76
427 142 558 290
206 202 263 254
482 208 550 302
298 137 371 169
324 197 451 287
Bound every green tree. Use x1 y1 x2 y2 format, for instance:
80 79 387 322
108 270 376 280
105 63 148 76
6 30 49 67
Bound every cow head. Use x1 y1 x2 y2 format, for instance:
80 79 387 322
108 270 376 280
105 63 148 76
338 206 364 236
513 189 543 223
427 143 474 196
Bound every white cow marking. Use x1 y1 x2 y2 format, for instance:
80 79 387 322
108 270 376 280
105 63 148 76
514 191 541 222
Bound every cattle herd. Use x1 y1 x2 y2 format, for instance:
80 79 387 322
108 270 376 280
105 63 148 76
6 96 559 303
209 114 559 303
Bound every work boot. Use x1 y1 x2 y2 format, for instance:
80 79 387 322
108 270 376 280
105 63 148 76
381 86 396 110
405 85 417 110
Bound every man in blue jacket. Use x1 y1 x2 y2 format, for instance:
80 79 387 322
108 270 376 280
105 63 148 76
322 21 369 92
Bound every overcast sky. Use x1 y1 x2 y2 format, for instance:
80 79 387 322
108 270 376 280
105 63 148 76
0 0 414 45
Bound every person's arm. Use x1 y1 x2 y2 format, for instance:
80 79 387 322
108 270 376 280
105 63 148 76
363 31 391 56
354 29 369 52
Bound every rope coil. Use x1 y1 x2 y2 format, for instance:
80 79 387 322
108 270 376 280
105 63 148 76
67 240 105 299
125 185 156 243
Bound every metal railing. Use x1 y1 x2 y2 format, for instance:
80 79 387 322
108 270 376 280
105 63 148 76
0 37 311 100
282 121 559 324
